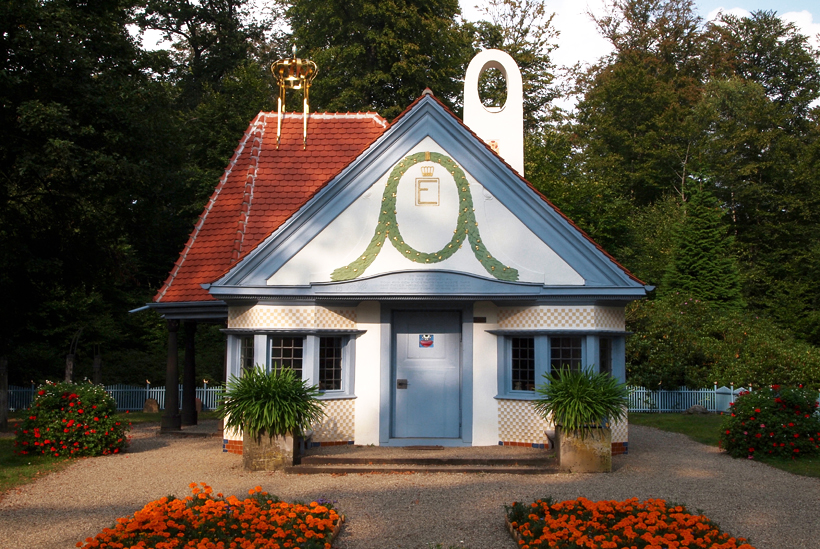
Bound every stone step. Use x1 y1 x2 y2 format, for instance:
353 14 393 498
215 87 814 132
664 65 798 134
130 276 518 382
284 463 559 475
299 455 555 467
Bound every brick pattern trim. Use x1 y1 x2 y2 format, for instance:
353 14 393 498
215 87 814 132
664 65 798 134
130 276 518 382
499 441 548 449
223 439 243 455
612 442 628 455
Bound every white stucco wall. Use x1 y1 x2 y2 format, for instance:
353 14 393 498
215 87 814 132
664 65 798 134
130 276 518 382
268 137 583 286
353 301 381 445
472 301 501 445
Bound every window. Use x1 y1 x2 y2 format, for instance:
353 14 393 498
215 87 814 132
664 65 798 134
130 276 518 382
269 337 303 378
550 336 582 371
318 336 344 391
510 337 535 391
599 337 612 375
239 336 255 372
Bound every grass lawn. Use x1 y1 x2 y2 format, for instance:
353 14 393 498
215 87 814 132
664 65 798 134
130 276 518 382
0 436 74 496
629 412 820 478
0 410 221 497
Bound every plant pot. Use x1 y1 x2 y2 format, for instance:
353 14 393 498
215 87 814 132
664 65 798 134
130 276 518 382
243 430 296 471
556 425 612 473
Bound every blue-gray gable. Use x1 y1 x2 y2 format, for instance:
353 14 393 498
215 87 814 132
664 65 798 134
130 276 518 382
208 96 649 302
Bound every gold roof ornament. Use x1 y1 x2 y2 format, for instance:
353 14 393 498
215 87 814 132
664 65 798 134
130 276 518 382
271 45 318 149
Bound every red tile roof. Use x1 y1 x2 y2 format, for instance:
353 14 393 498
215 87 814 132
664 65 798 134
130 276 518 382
155 95 643 305
154 111 389 303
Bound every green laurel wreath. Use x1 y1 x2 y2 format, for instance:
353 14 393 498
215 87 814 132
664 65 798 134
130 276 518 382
330 151 518 282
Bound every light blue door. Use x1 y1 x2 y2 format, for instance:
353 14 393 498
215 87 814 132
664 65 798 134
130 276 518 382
392 311 461 438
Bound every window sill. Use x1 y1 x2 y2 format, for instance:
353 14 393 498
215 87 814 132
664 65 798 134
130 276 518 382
494 393 538 401
316 393 357 401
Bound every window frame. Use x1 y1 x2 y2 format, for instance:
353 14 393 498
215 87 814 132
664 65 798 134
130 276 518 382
225 330 360 400
493 331 627 400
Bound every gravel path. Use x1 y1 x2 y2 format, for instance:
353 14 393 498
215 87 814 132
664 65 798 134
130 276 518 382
1 423 819 549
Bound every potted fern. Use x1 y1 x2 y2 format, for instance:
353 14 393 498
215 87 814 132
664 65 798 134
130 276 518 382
217 366 325 471
533 367 628 473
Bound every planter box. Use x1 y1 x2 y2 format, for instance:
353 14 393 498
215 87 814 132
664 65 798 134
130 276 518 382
243 431 296 471
556 426 612 473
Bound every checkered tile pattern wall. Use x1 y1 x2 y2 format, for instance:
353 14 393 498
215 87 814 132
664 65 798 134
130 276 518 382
228 306 357 329
497 399 553 445
498 400 629 446
610 408 628 444
311 399 355 442
497 306 624 330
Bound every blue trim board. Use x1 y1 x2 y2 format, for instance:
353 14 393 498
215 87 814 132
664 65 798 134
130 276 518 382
211 96 647 294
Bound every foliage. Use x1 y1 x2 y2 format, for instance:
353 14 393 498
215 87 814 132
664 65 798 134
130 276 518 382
626 295 820 389
505 497 755 548
14 381 130 457
218 367 324 438
534 367 629 439
719 386 820 460
661 185 744 308
77 483 340 549
284 0 475 119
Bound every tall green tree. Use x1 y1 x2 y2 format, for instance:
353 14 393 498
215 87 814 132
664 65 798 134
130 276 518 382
574 0 706 206
284 0 475 119
699 12 820 342
662 186 744 308
0 0 186 382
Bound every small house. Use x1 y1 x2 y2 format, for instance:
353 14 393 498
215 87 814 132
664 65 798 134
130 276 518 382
148 50 649 455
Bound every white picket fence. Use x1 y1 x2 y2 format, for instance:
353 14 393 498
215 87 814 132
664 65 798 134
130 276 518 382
627 385 750 413
6 384 222 412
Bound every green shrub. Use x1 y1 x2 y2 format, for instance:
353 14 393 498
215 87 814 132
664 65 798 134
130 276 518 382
217 366 324 438
14 381 130 457
627 294 820 389
533 367 629 439
719 385 820 460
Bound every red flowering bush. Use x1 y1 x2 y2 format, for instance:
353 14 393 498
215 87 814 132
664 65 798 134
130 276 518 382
719 385 820 460
506 497 755 548
14 381 129 457
77 483 341 549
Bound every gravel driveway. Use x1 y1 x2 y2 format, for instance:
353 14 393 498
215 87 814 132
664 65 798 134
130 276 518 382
1 423 818 549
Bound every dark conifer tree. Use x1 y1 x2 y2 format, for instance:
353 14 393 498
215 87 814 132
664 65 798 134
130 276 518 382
662 186 744 308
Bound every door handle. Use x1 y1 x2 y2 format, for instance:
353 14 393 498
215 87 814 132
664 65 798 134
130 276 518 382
396 379 408 389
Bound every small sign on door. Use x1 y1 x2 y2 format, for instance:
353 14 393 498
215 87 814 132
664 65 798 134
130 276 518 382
419 334 434 348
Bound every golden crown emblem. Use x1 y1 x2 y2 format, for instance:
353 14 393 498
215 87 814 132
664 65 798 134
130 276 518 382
420 165 435 177
271 46 318 149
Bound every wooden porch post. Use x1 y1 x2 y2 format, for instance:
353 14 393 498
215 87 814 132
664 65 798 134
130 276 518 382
161 319 181 431
181 320 198 426
0 357 8 432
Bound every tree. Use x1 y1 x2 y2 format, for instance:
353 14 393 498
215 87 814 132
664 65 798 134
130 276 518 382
0 0 185 382
698 13 820 342
661 185 744 308
136 0 276 107
573 0 706 206
284 0 475 119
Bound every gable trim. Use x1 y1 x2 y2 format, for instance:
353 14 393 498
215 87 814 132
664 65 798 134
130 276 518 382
211 96 647 294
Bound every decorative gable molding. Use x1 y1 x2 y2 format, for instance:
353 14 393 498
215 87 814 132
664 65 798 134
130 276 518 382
210 95 648 301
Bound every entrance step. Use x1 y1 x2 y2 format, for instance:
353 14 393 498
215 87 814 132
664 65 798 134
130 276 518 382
285 445 558 475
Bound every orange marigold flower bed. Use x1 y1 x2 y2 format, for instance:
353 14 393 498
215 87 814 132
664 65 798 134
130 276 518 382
77 483 341 549
505 497 756 549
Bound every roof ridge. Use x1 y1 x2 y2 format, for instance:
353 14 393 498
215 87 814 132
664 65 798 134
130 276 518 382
261 111 388 126
232 116 268 262
154 112 266 302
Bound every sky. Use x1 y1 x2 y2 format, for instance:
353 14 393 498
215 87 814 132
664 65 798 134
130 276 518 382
459 1 820 73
